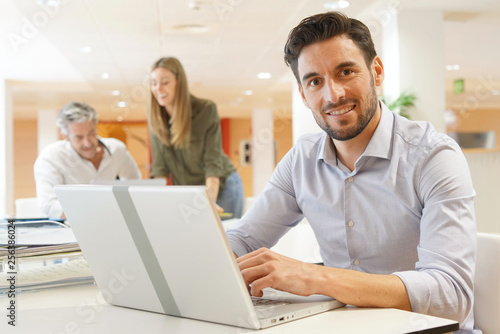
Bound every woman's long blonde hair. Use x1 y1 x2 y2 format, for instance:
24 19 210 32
149 57 192 148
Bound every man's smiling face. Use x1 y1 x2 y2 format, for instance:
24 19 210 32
297 34 384 141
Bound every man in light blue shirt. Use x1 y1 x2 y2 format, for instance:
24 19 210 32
226 12 478 333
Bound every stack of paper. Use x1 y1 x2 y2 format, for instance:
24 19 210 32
0 220 94 292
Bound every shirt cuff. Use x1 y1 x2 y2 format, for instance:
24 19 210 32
46 201 64 219
226 233 252 257
392 270 431 314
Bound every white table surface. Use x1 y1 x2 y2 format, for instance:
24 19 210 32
1 283 458 334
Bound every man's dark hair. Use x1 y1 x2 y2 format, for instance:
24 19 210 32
284 11 377 83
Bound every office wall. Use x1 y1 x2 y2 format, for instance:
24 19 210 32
98 122 149 179
228 118 253 197
447 108 500 148
226 117 293 198
13 119 38 200
464 151 500 233
447 107 500 233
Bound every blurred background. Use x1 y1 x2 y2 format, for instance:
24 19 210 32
1 0 500 231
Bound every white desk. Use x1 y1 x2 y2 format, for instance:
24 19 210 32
1 283 458 334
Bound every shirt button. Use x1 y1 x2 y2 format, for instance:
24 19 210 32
348 176 354 183
353 259 360 266
347 220 354 227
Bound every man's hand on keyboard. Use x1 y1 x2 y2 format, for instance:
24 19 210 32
236 247 323 298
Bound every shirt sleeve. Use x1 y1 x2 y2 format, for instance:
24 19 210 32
200 102 225 179
226 146 304 256
149 132 171 178
33 154 64 218
393 140 476 324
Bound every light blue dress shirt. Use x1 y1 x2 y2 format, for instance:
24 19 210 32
226 103 478 333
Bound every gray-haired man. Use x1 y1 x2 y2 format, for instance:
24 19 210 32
34 102 141 218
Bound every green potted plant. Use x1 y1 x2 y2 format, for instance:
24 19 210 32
381 91 416 119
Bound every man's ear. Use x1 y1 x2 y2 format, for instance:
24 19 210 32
297 81 311 109
372 56 385 87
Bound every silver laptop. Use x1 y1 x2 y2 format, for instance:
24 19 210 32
54 185 344 329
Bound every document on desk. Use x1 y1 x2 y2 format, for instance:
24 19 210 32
0 221 93 292
0 254 94 291
20 256 93 288
0 221 80 259
0 222 77 246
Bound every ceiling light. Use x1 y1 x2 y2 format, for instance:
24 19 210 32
111 90 121 96
445 64 460 71
172 24 209 34
243 90 253 96
257 72 272 79
324 1 350 10
79 46 92 53
117 116 124 122
492 90 500 96
116 101 128 108
35 0 60 6
101 72 109 79
188 0 200 10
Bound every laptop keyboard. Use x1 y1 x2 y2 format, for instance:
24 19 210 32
252 297 290 310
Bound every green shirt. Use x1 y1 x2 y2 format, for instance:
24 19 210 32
150 95 236 190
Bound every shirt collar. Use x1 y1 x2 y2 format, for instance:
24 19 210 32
363 102 394 160
317 133 337 166
318 101 394 164
98 138 112 156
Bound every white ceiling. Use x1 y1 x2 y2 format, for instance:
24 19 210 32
2 0 500 121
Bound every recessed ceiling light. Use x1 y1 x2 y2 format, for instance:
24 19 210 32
79 46 92 53
243 90 253 96
445 64 460 71
492 90 500 96
257 72 272 79
35 0 60 6
172 24 209 33
188 0 201 10
324 1 350 10
111 90 120 96
101 72 110 79
116 101 128 108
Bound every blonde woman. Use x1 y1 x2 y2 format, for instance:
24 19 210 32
149 57 243 218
